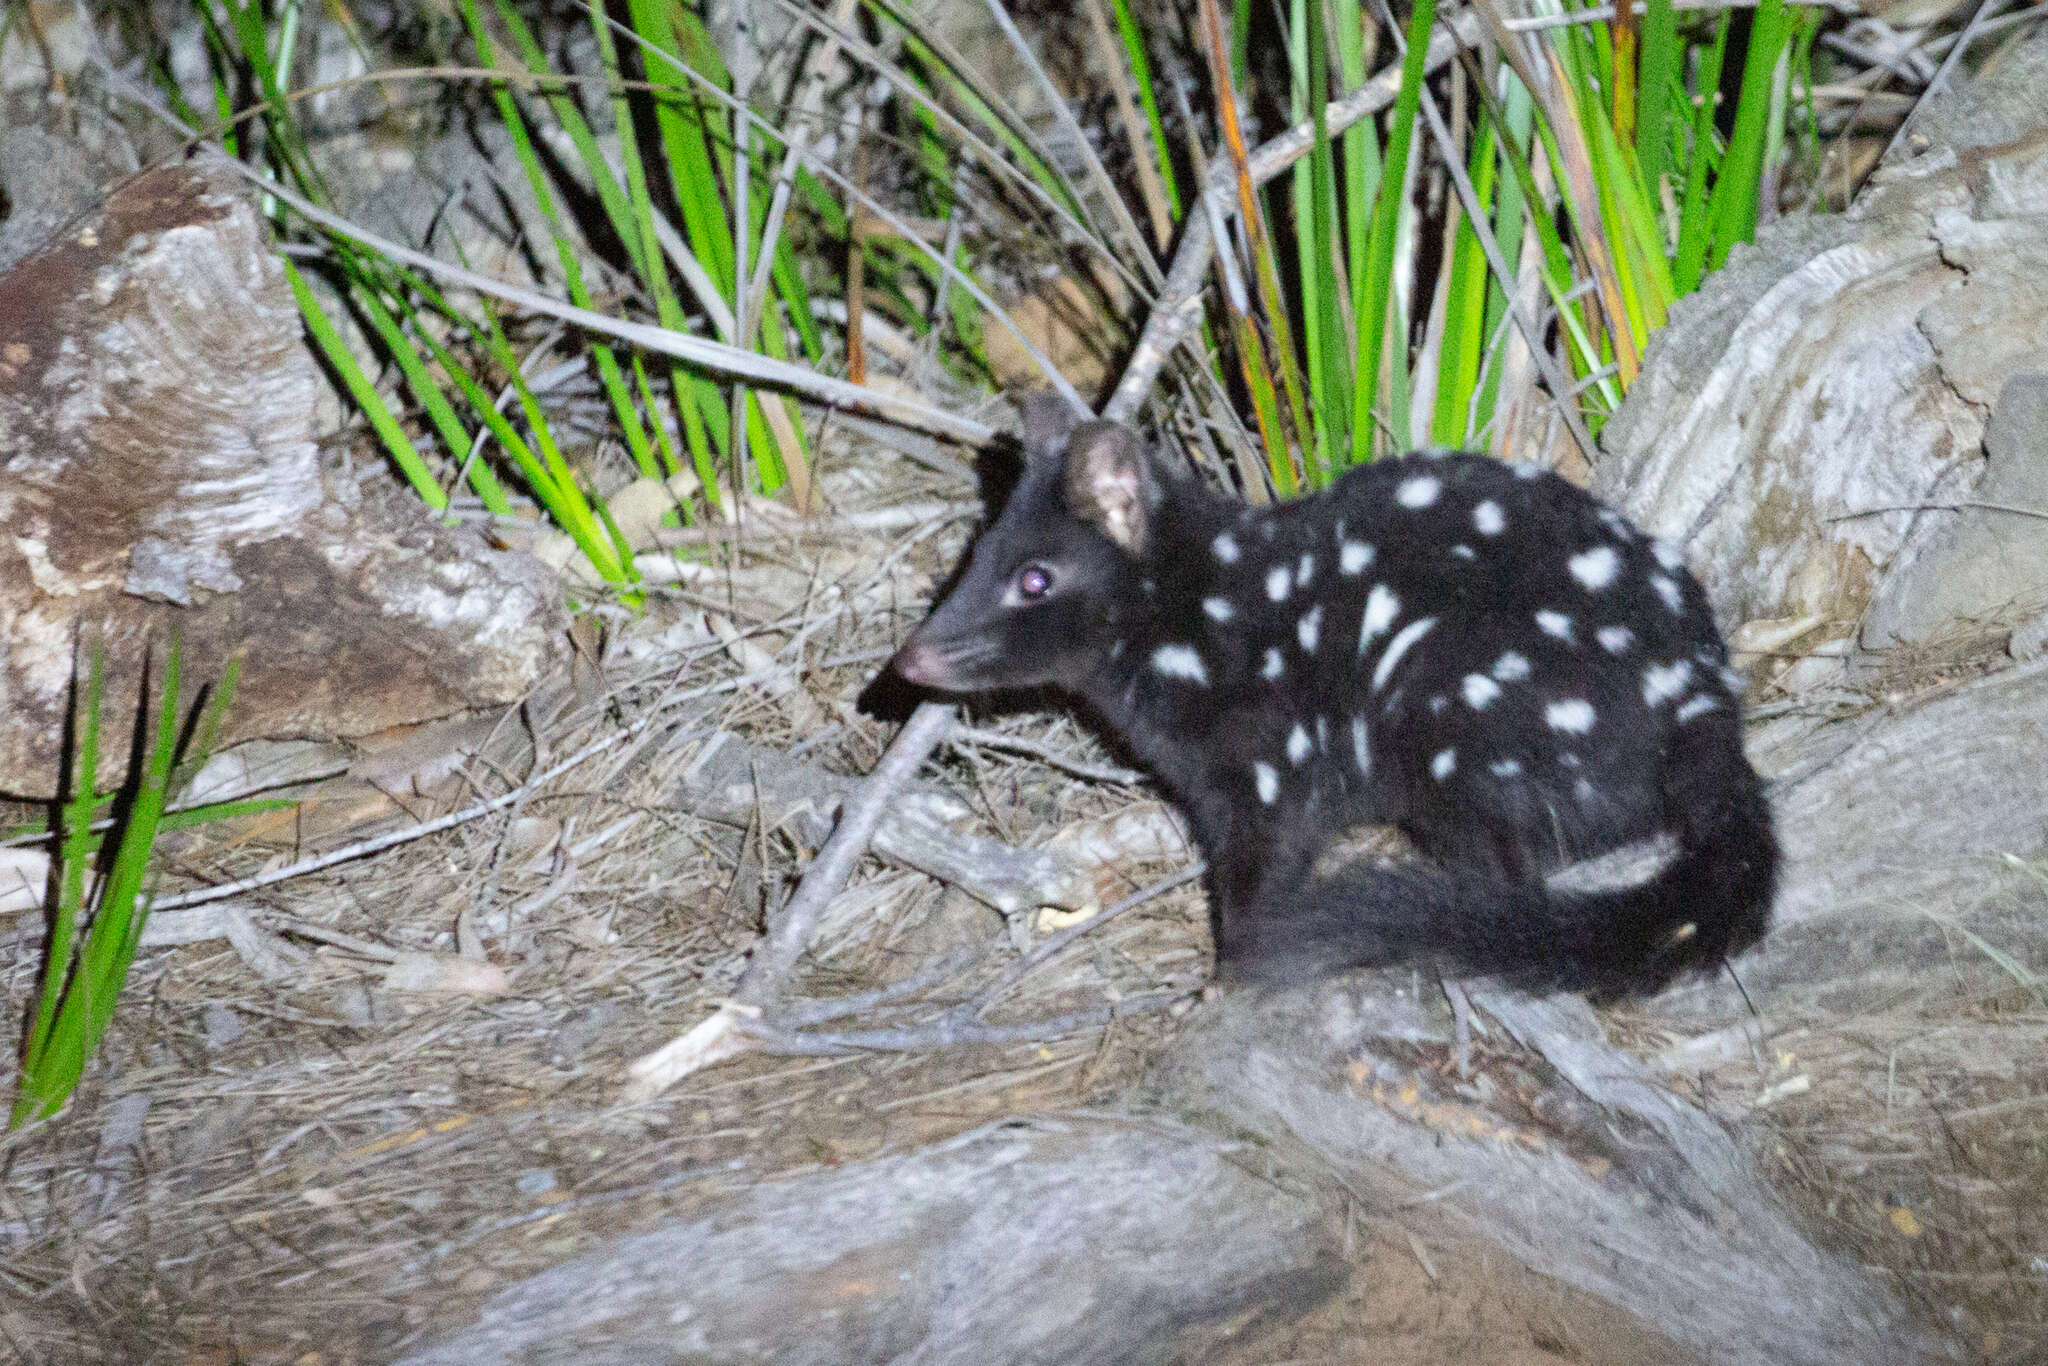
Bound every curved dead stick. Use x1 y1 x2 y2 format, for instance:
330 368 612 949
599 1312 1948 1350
625 702 956 1098
1104 6 1485 425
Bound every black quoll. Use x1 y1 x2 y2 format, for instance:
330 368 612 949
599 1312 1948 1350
890 396 1776 997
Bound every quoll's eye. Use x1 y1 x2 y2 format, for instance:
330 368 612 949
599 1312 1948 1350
1016 563 1054 600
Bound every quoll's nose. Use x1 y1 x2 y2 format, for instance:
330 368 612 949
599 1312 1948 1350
890 637 948 688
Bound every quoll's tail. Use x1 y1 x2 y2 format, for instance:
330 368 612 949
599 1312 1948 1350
1227 730 1778 998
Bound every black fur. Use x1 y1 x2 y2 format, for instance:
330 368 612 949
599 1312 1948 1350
890 398 1776 997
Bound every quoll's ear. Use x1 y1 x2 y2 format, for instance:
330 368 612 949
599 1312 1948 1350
1017 391 1082 471
1063 420 1156 555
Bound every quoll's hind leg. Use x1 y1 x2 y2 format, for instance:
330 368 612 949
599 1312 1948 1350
1204 807 1324 981
1222 824 1426 984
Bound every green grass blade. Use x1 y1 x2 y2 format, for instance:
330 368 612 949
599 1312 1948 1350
1432 118 1498 447
13 642 219 1126
1297 0 1350 481
1110 0 1183 218
1351 0 1437 464
282 259 446 509
1673 11 1733 292
1335 0 1380 385
1708 0 1789 271
465 0 663 479
470 303 629 585
1635 0 1680 205
17 652 103 1094
336 258 503 510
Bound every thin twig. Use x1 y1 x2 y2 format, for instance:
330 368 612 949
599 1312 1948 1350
734 702 956 1007
1826 500 2048 523
772 945 992 1028
969 865 1208 1018
949 726 1147 786
976 0 1163 291
1880 0 2009 165
149 666 811 911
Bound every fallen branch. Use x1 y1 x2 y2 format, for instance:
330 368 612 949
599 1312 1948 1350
675 728 1097 916
625 702 957 1099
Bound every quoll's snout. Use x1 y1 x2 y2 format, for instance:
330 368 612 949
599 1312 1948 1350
889 635 950 690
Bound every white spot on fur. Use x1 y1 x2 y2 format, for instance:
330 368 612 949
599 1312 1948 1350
1597 625 1635 654
1396 475 1442 509
1653 538 1686 571
1297 604 1323 653
1490 758 1523 778
1263 648 1285 681
1339 540 1374 575
1642 659 1693 706
1151 645 1209 685
1462 673 1501 709
1514 462 1543 479
1359 585 1401 649
1676 694 1720 723
1372 617 1438 692
1491 651 1531 682
1287 725 1312 765
1296 553 1315 586
1212 532 1240 564
1473 501 1505 536
1266 565 1291 602
1651 573 1684 614
1429 694 1450 715
1719 664 1745 693
1432 749 1457 781
1203 597 1234 623
1545 698 1596 734
1351 716 1371 775
1536 609 1574 642
1254 762 1279 805
1451 544 1477 560
1316 715 1329 751
1569 546 1621 591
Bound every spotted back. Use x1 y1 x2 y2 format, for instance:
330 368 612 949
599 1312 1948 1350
1164 451 1743 878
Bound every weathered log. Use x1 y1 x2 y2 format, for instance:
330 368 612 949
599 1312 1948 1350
396 1115 1350 1366
1659 652 2048 1020
402 972 1949 1365
1596 34 2048 662
0 154 565 796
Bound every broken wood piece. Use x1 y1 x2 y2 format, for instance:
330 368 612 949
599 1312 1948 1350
0 155 566 797
380 952 512 995
623 1005 753 1101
